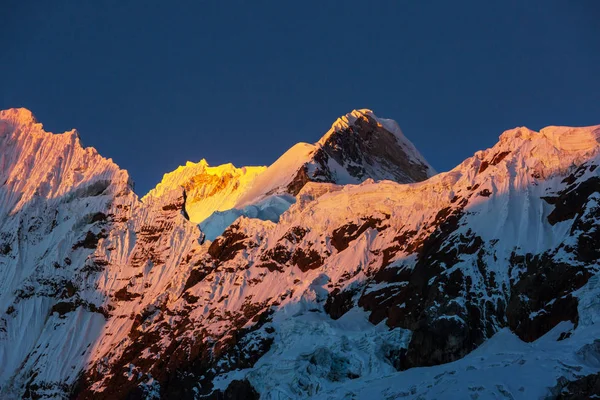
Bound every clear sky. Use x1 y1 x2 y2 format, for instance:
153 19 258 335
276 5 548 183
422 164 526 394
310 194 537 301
2 1 599 194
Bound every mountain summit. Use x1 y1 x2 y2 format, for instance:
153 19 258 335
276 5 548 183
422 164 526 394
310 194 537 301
234 109 435 207
142 160 267 223
0 108 599 399
143 109 434 239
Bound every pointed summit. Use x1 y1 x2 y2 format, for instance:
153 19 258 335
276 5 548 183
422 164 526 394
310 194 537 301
315 109 435 184
236 109 435 207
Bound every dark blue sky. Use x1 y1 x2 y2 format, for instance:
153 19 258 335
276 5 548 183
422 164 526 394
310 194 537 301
2 1 599 194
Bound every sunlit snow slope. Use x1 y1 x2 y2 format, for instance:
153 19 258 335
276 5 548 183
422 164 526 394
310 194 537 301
142 160 266 223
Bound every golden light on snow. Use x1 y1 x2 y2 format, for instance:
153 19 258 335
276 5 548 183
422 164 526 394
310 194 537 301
143 159 266 223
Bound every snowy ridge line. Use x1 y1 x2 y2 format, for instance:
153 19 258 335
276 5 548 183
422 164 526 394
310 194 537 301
144 108 435 234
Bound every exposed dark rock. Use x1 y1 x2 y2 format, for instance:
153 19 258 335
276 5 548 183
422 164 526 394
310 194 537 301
223 379 259 400
208 224 248 262
331 215 389 252
506 253 591 342
113 286 142 302
281 226 309 244
51 300 110 319
182 292 199 304
182 266 210 292
478 161 489 174
555 372 600 399
286 165 312 196
72 179 111 198
160 190 188 215
402 310 478 368
490 151 510 165
543 177 600 225
80 257 109 274
181 189 190 220
138 223 172 243
358 200 502 368
0 242 11 255
318 112 431 183
324 287 359 319
89 212 108 224
61 281 78 298
161 203 180 211
256 262 284 273
75 304 273 400
561 164 590 186
292 248 324 272
51 301 78 316
572 196 600 263
261 244 292 265
72 230 108 250
479 151 510 174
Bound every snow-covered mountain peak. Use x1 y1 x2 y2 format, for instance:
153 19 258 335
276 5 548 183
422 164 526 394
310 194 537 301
143 159 267 223
315 109 435 183
0 108 88 153
322 109 420 153
0 108 132 216
479 124 600 175
497 124 600 151
0 107 40 128
322 108 409 144
327 108 375 134
539 125 600 152
244 109 435 202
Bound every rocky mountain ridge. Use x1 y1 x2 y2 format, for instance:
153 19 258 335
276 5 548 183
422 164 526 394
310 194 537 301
0 108 599 399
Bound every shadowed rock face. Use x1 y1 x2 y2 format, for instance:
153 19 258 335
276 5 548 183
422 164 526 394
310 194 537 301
286 165 312 196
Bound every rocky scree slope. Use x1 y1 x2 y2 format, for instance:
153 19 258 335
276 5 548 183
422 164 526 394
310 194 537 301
0 108 599 399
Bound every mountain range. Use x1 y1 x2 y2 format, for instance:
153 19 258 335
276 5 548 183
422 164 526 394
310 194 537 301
0 107 599 399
